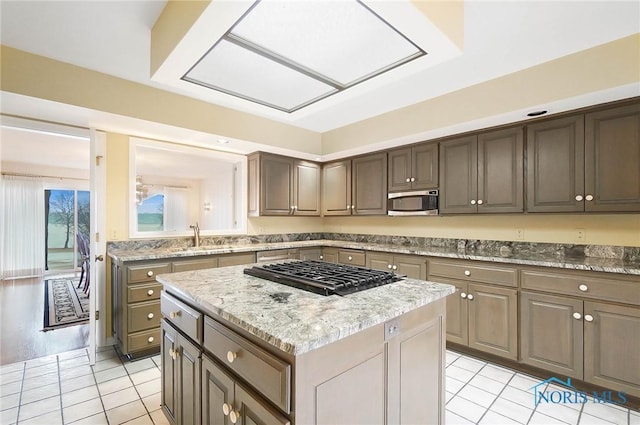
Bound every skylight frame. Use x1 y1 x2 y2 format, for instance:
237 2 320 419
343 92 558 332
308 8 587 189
181 0 427 113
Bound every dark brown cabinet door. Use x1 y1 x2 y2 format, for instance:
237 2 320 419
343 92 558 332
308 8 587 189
585 103 640 212
445 282 469 346
439 136 478 213
162 320 178 425
388 148 412 192
322 160 352 216
520 292 583 379
412 143 439 190
178 336 201 425
352 153 387 215
583 302 640 397
202 356 233 425
293 160 320 215
467 284 518 360
526 115 585 212
260 155 293 215
477 127 524 213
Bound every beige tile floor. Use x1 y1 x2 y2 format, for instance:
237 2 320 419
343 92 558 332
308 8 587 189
1 347 638 424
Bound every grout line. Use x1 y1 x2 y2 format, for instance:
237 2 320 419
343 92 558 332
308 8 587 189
13 362 26 424
57 354 65 425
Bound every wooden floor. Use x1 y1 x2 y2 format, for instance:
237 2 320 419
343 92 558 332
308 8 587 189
0 275 89 365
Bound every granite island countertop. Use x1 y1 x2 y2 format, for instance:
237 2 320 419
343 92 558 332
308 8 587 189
156 262 455 356
109 239 640 275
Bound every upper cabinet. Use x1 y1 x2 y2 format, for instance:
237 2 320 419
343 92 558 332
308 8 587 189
248 152 320 216
322 153 387 216
527 103 640 213
388 142 438 192
439 127 524 214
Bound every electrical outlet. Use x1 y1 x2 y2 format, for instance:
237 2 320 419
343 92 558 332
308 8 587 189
516 228 524 240
576 229 586 242
111 229 117 240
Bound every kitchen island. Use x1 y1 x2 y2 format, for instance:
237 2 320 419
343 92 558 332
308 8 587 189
156 261 455 425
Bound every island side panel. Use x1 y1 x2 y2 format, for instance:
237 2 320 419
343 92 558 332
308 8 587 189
293 298 446 425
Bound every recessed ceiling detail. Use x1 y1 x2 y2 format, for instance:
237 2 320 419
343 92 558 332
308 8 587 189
182 0 426 113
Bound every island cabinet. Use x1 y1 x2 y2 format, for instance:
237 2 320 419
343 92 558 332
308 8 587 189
322 153 387 216
388 142 438 192
527 102 640 212
366 252 427 280
112 252 255 358
428 258 519 360
439 127 524 214
519 267 640 397
248 152 321 216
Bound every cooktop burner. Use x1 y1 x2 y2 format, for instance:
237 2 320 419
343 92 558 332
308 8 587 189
243 260 403 296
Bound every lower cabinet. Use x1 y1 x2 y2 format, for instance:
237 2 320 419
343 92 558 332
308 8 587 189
520 292 640 397
366 252 427 279
428 259 518 360
321 248 365 266
202 355 290 425
298 247 323 261
161 319 201 425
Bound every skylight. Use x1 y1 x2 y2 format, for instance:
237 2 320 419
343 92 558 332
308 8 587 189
182 0 426 113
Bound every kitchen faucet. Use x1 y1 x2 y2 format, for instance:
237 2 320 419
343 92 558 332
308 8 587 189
190 222 200 248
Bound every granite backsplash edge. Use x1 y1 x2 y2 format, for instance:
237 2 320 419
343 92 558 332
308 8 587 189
107 232 640 262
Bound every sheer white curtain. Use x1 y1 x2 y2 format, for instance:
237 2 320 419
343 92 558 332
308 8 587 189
164 187 190 232
1 175 46 280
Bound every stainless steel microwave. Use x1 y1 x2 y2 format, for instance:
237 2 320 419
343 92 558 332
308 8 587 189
387 190 438 216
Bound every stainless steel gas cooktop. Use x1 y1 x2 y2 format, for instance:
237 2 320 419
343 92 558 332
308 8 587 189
243 260 403 296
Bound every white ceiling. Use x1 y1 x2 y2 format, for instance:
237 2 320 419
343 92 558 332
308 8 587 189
0 0 639 165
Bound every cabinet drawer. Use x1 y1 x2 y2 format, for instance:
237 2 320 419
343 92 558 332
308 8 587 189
521 269 640 306
161 292 202 343
128 328 160 352
128 301 161 333
218 252 256 267
338 250 366 266
428 259 518 287
128 282 162 303
203 317 291 413
171 258 217 272
127 263 171 283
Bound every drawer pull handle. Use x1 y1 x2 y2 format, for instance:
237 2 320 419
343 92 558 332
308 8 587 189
573 312 582 320
227 351 238 363
147 289 154 296
147 271 154 277
222 403 231 416
229 409 240 424
464 270 471 276
467 294 474 300
460 292 467 299
584 314 594 322
147 336 155 343
578 284 588 292
348 256 353 261
147 313 154 320
169 311 181 319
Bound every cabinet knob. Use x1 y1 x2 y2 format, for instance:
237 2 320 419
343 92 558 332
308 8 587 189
169 311 181 319
585 194 594 201
578 284 588 292
575 195 584 201
229 409 240 424
467 294 474 300
293 205 298 210
147 336 154 343
387 264 393 269
470 199 476 205
584 314 594 322
351 205 355 209
411 177 415 182
169 348 178 360
147 313 154 320
460 292 467 299
348 256 353 261
477 199 483 205
406 178 411 183
392 265 398 270
573 312 582 320
147 270 154 277
319 255 324 260
147 289 154 296
222 403 231 416
227 351 238 363
347 205 351 209
464 270 471 276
